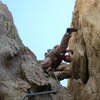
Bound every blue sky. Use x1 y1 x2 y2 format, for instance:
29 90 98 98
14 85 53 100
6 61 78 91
1 0 75 86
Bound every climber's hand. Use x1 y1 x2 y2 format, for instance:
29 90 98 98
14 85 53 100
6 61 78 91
63 55 73 62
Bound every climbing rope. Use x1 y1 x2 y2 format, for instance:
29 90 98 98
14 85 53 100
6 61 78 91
20 90 58 100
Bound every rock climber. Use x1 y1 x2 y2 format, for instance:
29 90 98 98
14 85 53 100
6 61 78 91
41 28 77 71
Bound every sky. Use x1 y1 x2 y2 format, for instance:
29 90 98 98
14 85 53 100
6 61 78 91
1 0 75 86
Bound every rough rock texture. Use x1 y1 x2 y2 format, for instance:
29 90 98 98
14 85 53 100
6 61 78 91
68 0 100 100
1 0 100 100
0 1 72 100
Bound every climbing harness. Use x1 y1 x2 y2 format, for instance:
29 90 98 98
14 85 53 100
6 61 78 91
20 90 58 100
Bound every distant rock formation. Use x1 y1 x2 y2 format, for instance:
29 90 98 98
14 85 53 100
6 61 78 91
68 0 100 100
0 1 72 100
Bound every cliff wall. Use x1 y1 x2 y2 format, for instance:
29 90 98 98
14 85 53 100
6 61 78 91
68 0 100 100
0 1 72 100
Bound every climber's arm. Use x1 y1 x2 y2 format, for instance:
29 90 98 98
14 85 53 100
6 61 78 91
53 33 70 56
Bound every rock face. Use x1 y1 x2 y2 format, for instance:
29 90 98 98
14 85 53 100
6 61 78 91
1 0 100 100
68 0 100 100
0 2 72 100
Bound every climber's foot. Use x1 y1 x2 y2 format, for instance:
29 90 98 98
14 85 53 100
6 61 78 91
66 28 77 34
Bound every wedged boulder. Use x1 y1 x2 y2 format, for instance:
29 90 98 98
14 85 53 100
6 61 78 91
48 63 72 80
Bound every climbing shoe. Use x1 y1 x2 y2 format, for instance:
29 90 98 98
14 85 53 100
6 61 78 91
66 28 77 33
